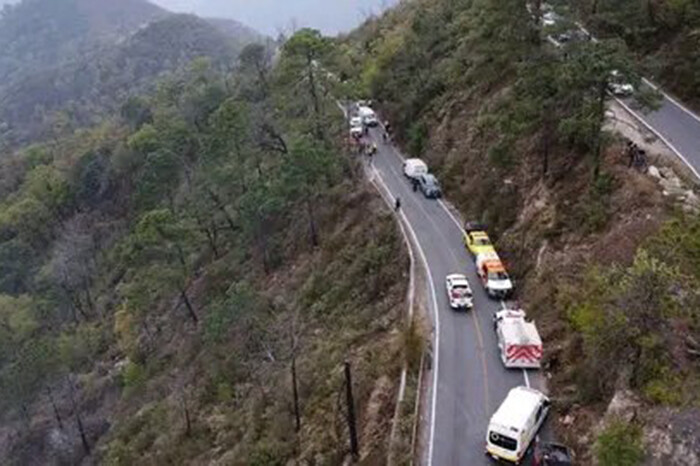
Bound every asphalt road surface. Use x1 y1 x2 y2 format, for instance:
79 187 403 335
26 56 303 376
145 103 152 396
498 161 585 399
621 87 700 178
363 127 547 465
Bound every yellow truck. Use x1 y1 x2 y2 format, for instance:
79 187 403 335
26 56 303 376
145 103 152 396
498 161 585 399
463 222 496 256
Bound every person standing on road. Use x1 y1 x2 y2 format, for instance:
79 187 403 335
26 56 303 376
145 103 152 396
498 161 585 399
394 196 401 212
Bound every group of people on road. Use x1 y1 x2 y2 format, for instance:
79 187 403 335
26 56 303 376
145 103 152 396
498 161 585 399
350 112 402 211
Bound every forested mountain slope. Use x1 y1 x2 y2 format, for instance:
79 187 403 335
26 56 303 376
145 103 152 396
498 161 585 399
0 0 167 82
0 24 407 465
566 0 700 108
334 0 700 463
0 0 263 146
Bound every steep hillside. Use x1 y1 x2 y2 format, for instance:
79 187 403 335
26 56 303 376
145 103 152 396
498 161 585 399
0 13 262 146
565 0 700 107
0 0 167 82
336 0 700 463
0 29 407 465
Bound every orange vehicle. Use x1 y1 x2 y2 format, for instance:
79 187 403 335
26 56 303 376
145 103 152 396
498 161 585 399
475 252 514 299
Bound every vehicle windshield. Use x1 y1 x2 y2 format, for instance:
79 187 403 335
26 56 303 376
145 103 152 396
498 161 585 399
488 271 509 281
451 285 471 297
489 431 517 451
474 237 491 246
423 175 438 186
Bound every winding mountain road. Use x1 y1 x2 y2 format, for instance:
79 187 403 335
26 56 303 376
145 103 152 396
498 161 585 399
351 64 700 465
362 127 547 465
617 84 700 179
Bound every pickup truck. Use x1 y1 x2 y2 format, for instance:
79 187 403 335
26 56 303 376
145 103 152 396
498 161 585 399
463 222 496 256
475 252 513 299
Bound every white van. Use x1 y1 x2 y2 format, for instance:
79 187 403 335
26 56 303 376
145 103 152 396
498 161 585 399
358 106 379 127
403 158 428 179
486 386 550 464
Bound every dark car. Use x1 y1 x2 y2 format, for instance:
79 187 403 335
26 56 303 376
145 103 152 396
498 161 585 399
418 174 442 198
533 442 573 466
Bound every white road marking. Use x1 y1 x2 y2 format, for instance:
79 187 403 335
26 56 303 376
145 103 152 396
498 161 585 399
614 96 700 180
368 163 417 463
641 77 700 126
437 199 464 232
371 121 531 458
372 166 442 466
543 18 700 181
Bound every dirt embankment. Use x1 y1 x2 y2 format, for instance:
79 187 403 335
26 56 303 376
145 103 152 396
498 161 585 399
392 88 700 462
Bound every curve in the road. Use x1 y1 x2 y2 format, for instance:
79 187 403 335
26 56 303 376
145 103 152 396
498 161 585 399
363 126 544 465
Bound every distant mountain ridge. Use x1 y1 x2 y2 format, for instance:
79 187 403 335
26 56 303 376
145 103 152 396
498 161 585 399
0 0 168 81
0 0 265 145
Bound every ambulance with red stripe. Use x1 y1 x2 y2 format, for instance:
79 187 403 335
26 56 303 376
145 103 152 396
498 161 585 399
493 309 542 369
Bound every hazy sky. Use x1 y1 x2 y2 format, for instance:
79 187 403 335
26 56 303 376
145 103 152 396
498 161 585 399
150 0 397 35
0 0 396 35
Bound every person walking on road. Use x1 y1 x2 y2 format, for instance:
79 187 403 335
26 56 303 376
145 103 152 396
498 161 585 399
394 196 401 212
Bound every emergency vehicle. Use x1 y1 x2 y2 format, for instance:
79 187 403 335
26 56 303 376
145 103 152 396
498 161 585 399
494 309 543 369
475 252 513 299
486 386 551 464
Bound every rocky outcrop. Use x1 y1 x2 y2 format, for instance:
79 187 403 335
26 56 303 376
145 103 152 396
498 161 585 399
595 389 700 466
648 165 700 213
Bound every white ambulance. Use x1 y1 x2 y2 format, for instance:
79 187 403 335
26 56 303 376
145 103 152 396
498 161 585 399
494 309 542 369
486 386 550 464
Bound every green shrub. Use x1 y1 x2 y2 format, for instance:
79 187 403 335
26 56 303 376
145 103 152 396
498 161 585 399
407 123 428 158
595 420 644 466
565 251 684 401
58 324 106 371
643 369 683 406
249 440 288 466
121 361 146 394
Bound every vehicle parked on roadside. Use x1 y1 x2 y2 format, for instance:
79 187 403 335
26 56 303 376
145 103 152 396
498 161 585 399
609 70 635 96
542 10 560 26
486 386 551 464
463 222 496 256
476 252 513 299
493 309 542 369
417 173 442 198
533 442 573 466
349 116 364 139
358 106 379 127
403 158 428 180
445 274 473 310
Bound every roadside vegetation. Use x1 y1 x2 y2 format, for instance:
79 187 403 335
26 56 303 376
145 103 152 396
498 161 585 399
333 0 700 462
566 0 700 107
0 27 408 465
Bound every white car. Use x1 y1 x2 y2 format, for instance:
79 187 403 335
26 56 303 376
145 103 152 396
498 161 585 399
609 70 635 96
445 274 473 310
350 116 363 128
350 125 364 138
542 11 559 26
